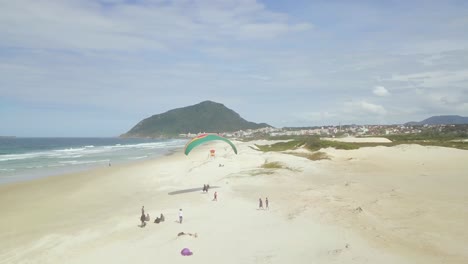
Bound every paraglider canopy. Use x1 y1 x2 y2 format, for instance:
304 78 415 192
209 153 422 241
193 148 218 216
184 134 237 155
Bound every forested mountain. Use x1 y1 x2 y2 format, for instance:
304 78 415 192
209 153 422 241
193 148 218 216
121 101 271 138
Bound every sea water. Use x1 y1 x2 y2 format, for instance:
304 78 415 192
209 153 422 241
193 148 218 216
0 137 188 184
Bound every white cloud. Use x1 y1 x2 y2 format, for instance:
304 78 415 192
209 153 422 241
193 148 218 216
388 70 468 89
349 101 387 115
302 111 337 122
0 0 313 51
373 86 390 96
2 0 468 136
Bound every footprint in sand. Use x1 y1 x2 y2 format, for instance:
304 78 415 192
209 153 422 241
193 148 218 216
328 244 351 256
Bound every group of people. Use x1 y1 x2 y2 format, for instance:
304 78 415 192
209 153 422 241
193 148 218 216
154 213 165 224
258 197 269 209
140 191 269 229
140 206 166 227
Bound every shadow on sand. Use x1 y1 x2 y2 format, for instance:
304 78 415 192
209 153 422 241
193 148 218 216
168 186 220 195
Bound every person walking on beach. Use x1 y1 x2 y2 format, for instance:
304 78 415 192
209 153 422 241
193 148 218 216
265 197 269 209
179 209 183 224
213 191 218 201
259 198 263 209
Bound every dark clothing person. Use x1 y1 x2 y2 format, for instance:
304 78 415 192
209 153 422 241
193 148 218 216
259 198 263 209
140 213 146 227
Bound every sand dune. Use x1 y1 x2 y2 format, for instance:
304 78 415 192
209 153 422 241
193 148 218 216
1 140 467 263
322 137 392 143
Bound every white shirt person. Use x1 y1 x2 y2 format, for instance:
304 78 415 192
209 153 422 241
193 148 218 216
178 209 183 224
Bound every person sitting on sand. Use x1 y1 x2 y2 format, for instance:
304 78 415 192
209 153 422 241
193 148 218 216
178 232 198 238
154 217 160 224
160 213 165 222
145 213 150 221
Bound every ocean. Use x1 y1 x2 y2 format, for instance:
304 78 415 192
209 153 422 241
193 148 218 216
0 137 188 184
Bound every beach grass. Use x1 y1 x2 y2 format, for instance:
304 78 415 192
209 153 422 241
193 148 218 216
306 151 331 160
253 135 468 152
260 161 301 172
247 170 275 176
286 151 331 160
261 161 285 169
254 140 304 152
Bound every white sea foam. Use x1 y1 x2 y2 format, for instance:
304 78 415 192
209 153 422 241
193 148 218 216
127 156 148 160
59 160 109 165
0 138 187 184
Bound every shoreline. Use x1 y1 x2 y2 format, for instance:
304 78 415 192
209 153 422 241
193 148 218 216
0 144 185 187
1 140 467 263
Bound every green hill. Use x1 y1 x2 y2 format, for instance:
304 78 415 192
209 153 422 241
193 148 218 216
121 101 271 138
405 115 468 125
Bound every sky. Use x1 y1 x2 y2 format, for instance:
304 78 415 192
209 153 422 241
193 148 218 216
1 0 468 137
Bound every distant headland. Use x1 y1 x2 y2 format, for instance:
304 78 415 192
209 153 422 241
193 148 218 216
120 100 271 138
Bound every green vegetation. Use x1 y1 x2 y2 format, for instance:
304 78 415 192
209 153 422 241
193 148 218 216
384 128 468 149
248 170 275 176
254 133 468 152
121 101 270 138
255 140 304 151
255 137 382 152
286 151 330 161
259 161 300 172
261 161 285 169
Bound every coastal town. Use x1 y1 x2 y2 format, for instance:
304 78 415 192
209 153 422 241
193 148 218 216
179 124 468 139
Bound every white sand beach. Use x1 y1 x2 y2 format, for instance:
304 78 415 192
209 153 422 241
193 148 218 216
1 140 467 264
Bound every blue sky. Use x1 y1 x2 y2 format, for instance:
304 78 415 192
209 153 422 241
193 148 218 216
1 0 467 137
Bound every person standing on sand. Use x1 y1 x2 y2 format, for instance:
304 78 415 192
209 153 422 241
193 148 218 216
213 191 218 201
265 197 269 209
179 209 183 224
140 206 146 227
259 198 263 209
